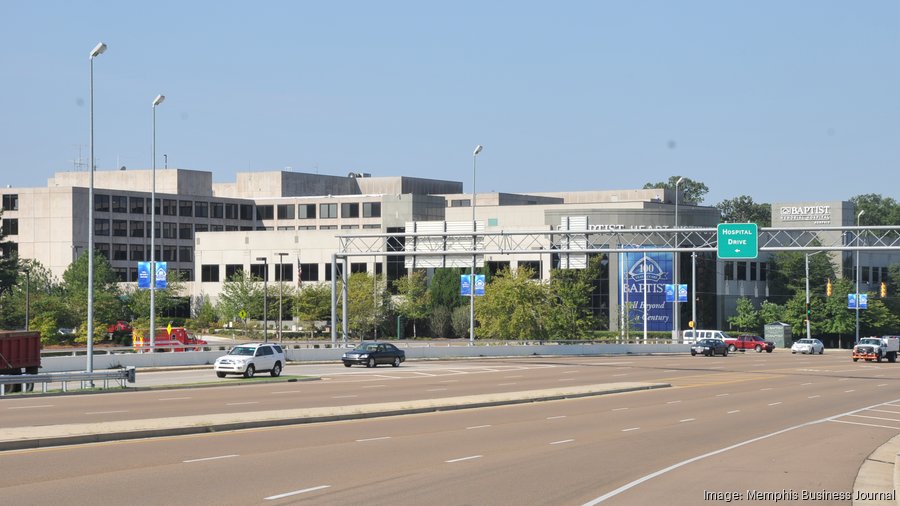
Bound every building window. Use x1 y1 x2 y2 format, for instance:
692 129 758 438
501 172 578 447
179 246 192 263
363 202 381 218
363 224 381 229
130 244 144 261
299 263 319 282
350 263 367 274
240 204 254 221
225 264 243 280
179 200 193 217
195 224 208 233
277 226 295 231
863 266 870 284
112 196 127 213
277 204 295 220
112 220 128 237
114 268 127 282
225 225 239 231
112 244 128 261
724 261 734 281
130 197 144 214
1 218 18 236
256 205 274 220
750 262 757 281
319 225 337 230
147 198 161 216
225 204 238 220
211 224 224 232
180 269 193 282
129 267 138 282
341 202 359 218
341 224 359 230
163 222 177 239
96 243 110 259
163 245 177 262
193 201 208 218
298 204 316 219
211 202 224 219
95 194 110 212
94 218 109 236
320 203 337 219
179 223 193 240
201 264 220 282
450 199 471 208
162 199 177 216
518 261 541 279
298 225 316 230
275 263 293 282
737 262 747 280
130 221 144 238
2 194 18 211
760 262 768 281
250 263 268 280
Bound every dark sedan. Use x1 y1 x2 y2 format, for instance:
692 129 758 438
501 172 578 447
691 338 729 357
342 342 406 368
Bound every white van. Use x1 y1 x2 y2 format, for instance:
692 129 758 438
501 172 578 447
681 330 733 344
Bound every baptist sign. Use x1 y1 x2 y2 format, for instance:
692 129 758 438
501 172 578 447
779 204 832 224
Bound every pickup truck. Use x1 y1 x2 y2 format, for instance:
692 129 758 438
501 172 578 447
852 336 899 363
724 334 775 353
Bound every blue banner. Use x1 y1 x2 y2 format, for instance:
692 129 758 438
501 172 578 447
156 262 168 289
474 275 486 296
460 274 471 296
848 293 868 309
664 284 675 303
678 284 688 303
137 262 151 289
619 248 674 331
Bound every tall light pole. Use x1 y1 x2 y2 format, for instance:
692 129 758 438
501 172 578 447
256 256 269 343
672 177 684 342
805 251 825 340
276 252 288 342
87 41 107 374
855 209 865 343
150 94 165 349
469 145 483 346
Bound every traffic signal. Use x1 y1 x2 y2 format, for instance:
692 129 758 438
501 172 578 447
882 282 887 298
806 302 811 318
826 279 833 297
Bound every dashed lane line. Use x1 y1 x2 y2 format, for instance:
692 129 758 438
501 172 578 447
265 485 331 501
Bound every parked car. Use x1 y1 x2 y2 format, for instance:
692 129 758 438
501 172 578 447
214 343 285 378
691 338 729 357
342 342 406 368
106 320 133 337
725 334 775 353
791 338 825 355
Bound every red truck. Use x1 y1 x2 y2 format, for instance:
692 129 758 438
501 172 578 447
724 334 775 353
133 327 208 352
0 331 41 392
107 320 133 337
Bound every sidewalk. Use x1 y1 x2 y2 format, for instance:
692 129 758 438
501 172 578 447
854 434 900 505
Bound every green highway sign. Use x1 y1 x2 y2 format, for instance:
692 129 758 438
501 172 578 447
717 223 758 259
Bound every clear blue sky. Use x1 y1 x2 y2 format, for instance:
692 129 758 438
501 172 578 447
3 1 899 205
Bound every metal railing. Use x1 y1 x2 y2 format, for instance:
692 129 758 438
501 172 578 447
0 367 135 397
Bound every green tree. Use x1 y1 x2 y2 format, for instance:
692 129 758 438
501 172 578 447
476 268 549 340
394 270 431 338
643 176 709 204
61 252 124 343
850 194 900 226
766 250 836 302
430 268 465 308
450 305 470 339
190 294 219 332
716 195 771 227
547 267 595 339
758 300 784 326
295 283 332 322
727 297 760 332
430 305 452 338
821 278 859 345
342 272 390 339
217 271 264 323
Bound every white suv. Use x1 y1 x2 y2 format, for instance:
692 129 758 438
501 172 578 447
214 343 285 378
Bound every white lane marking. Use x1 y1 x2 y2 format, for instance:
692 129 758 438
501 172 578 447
427 388 448 392
550 439 575 445
498 383 517 386
845 390 856 393
158 397 191 401
612 407 629 411
621 427 640 432
362 385 387 389
768 402 782 406
869 409 900 415
558 378 576 381
332 395 358 399
446 455 482 463
581 398 900 505
760 388 772 391
801 382 813 386
183 454 238 463
808 395 821 399
662 369 679 373
85 410 128 415
226 402 259 406
271 390 302 395
848 414 900 423
612 373 629 377
715 393 729 397
666 400 681 404
878 384 888 387
7 405 54 410
562 370 580 374
439 380 459 383
547 416 567 420
504 375 523 379
830 419 900 430
265 485 331 500
467 425 492 430
727 410 740 414
838 378 850 381
356 436 392 442
412 372 437 377
680 418 695 423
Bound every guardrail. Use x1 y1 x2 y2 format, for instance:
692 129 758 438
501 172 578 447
0 367 136 397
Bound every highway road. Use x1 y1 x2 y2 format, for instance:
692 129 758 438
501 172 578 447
2 350 900 504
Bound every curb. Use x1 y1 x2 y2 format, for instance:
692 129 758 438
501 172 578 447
0 382 669 452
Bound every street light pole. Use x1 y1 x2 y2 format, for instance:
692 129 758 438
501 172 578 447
470 145 483 346
256 256 269 343
804 250 825 340
277 252 288 343
87 42 107 374
150 94 165 349
673 176 684 342
856 210 865 343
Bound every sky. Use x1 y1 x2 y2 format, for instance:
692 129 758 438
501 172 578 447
2 1 899 206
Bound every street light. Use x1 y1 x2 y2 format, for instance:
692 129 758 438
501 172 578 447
855 209 865 343
87 41 107 374
470 144 483 346
276 252 288 342
150 94 165 350
805 250 826 340
256 257 269 343
673 176 684 341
